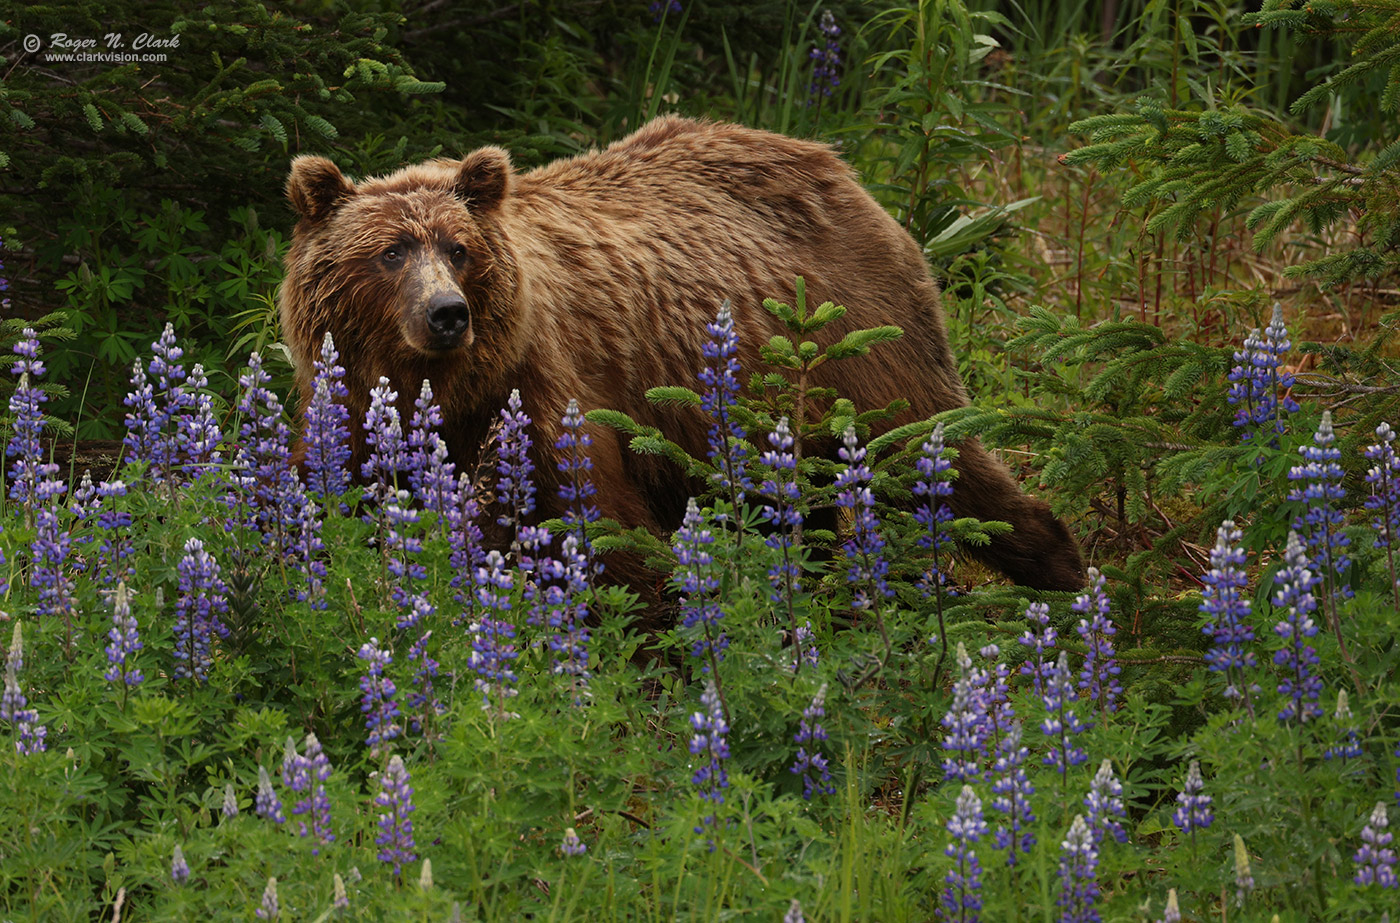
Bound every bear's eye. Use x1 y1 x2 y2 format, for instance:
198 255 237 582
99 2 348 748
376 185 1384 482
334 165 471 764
449 244 468 264
382 247 403 265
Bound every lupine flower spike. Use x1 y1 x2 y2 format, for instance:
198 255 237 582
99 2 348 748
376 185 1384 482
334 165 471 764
690 679 731 846
1366 421 1400 606
560 827 586 857
1200 521 1255 710
990 719 1036 862
470 550 520 718
1018 601 1057 696
791 683 835 800
1157 889 1181 923
674 498 727 674
809 10 842 101
255 765 286 824
172 844 190 885
1354 801 1398 888
375 754 418 879
835 424 892 614
3 623 47 755
1325 689 1362 762
1058 815 1101 923
942 785 986 923
1073 568 1121 714
942 642 989 783
699 301 751 524
1225 303 1298 444
759 416 804 661
1172 760 1213 845
257 877 279 919
1271 532 1323 725
104 581 144 689
302 332 352 501
1084 759 1128 847
1042 650 1089 777
1287 410 1351 627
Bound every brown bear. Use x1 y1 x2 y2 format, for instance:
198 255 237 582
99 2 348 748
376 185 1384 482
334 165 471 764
279 116 1085 592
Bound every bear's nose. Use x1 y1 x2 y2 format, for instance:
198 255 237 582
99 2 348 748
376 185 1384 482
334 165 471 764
426 293 470 341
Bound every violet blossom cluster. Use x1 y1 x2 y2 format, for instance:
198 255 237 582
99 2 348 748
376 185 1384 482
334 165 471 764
283 733 334 853
759 416 804 614
790 683 834 800
674 498 728 670
2 624 46 754
231 351 304 548
1084 759 1128 847
1287 410 1350 601
1171 760 1213 839
1073 568 1121 713
470 550 520 715
1041 651 1089 775
556 397 599 564
301 332 352 500
835 425 892 611
7 329 59 515
942 643 989 783
255 765 286 824
1364 422 1400 602
914 422 956 595
496 388 549 564
1271 532 1323 725
809 10 842 100
989 719 1036 861
1225 304 1298 443
1353 802 1398 888
1018 601 1057 696
942 785 986 923
1058 815 1101 923
375 754 418 880
408 379 458 515
690 679 731 844
104 581 144 687
699 301 751 510
1199 521 1256 705
172 537 231 684
357 637 402 754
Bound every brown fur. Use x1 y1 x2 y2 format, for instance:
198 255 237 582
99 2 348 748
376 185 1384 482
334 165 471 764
280 116 1086 593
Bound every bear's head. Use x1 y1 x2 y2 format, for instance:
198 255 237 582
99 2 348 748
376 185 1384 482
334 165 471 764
281 149 517 374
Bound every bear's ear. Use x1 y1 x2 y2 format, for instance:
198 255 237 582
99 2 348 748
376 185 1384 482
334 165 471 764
287 156 356 223
453 147 513 212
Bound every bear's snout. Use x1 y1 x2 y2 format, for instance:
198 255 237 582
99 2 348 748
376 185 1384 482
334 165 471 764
426 292 471 345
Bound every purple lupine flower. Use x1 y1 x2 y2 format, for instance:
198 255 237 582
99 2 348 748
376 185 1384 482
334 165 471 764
303 733 335 852
1272 532 1323 725
90 479 135 590
556 398 600 570
784 899 806 923
943 785 987 923
791 683 835 800
835 425 892 611
1018 601 1057 697
1354 802 1399 888
496 388 548 563
406 629 443 734
175 363 222 482
560 827 587 857
1073 568 1121 714
649 0 682 23
448 471 486 628
362 376 407 500
332 873 349 910
1225 304 1298 443
943 642 989 782
759 417 804 650
223 783 238 818
1233 834 1254 904
1287 410 1350 605
104 582 144 687
674 498 728 670
289 495 328 609
548 534 592 696
699 301 751 511
172 538 231 684
690 679 731 843
281 735 309 804
914 422 956 595
122 356 162 477
8 331 60 516
409 379 457 515
255 765 286 824
384 489 430 629
172 844 190 884
1200 521 1256 706
1057 815 1101 923
2 624 46 755
791 620 819 672
1042 651 1089 775
358 637 402 754
470 550 519 715
375 754 417 879
303 333 352 500
1364 422 1400 606
231 352 300 546
256 877 279 919
1172 760 1213 838
808 10 842 100
990 720 1036 862
1084 759 1129 847
31 504 76 626
1324 690 1363 761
